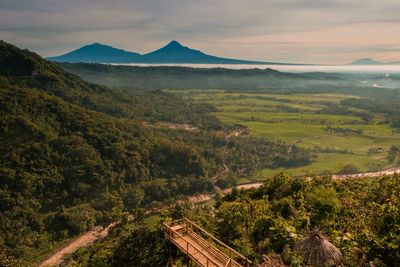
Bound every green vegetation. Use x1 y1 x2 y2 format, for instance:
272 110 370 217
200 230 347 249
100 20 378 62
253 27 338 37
0 41 311 264
2 40 400 266
66 173 400 266
173 90 400 178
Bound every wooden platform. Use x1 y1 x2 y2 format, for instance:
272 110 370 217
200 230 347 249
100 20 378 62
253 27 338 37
164 218 251 267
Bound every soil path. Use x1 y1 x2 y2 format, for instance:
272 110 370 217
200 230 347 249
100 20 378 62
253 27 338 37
38 167 400 266
332 167 400 180
39 223 116 267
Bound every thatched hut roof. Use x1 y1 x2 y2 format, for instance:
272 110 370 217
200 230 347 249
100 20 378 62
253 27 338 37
260 253 286 267
295 229 342 267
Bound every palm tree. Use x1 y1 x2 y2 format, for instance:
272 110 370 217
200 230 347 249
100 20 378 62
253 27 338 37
295 228 342 267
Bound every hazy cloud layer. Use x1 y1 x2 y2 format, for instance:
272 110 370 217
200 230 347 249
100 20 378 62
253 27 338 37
1 0 399 63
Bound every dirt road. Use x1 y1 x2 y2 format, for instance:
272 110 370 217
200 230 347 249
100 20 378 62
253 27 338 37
39 223 116 267
38 167 399 266
332 167 400 180
188 182 264 204
38 182 263 266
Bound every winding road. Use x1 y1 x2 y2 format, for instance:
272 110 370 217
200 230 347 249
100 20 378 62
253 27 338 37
38 167 400 266
39 223 116 267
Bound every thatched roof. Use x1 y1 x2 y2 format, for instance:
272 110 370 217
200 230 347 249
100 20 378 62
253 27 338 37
260 253 286 267
295 229 342 267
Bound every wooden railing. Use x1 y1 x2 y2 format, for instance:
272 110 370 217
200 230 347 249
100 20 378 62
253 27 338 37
164 218 251 267
164 220 220 267
183 218 250 266
224 259 232 267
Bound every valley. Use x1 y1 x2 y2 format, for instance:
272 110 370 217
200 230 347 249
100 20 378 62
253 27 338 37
38 164 400 267
171 90 400 179
0 41 312 265
2 0 400 266
1 40 400 267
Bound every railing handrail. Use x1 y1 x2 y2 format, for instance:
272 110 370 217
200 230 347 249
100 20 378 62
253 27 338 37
163 222 220 267
189 230 234 264
182 217 250 263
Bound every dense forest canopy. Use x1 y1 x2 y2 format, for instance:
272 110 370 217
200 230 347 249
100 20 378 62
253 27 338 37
0 41 312 264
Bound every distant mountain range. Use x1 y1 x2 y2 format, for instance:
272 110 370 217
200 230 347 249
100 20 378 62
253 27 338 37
349 58 400 65
47 43 142 63
47 41 293 65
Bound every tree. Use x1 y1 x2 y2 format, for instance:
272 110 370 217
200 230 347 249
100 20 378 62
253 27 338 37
307 187 339 224
337 164 359 175
109 226 168 267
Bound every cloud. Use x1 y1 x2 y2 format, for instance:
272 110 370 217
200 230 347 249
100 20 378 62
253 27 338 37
0 0 399 63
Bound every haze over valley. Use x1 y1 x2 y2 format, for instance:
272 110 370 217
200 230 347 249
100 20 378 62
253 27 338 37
1 1 400 266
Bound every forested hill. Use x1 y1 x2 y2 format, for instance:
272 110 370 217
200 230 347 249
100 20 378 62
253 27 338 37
0 41 312 264
60 62 302 90
0 41 222 128
60 62 400 94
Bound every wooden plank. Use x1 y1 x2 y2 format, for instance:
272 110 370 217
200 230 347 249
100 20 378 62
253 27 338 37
183 218 249 263
164 219 249 267
174 235 222 267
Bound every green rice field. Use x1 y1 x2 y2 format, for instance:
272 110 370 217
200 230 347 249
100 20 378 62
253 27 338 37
171 90 400 179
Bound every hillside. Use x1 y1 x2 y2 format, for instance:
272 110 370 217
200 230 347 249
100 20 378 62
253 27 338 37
0 41 312 264
47 40 277 64
60 62 323 90
140 40 268 64
61 173 400 267
59 62 400 102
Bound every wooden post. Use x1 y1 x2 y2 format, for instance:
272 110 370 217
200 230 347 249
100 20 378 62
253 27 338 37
164 218 252 267
186 253 190 267
168 242 174 267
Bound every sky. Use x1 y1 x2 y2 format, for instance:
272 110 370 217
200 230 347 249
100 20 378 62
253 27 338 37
0 0 399 64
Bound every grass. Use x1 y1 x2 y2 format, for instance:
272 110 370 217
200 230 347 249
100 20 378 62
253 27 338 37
238 177 253 184
172 90 400 180
217 111 363 124
254 153 386 179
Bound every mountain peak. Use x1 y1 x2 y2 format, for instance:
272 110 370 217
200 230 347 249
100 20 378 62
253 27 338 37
88 42 104 47
349 58 382 65
167 40 183 47
161 40 186 51
47 42 141 63
48 40 272 64
82 42 113 49
349 58 400 65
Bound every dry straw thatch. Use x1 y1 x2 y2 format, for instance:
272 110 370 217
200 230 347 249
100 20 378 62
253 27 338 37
260 253 286 267
295 228 342 267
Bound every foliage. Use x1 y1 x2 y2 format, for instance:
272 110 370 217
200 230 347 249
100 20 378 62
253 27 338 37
108 225 168 267
213 174 400 266
0 41 311 262
65 174 400 267
337 164 359 175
